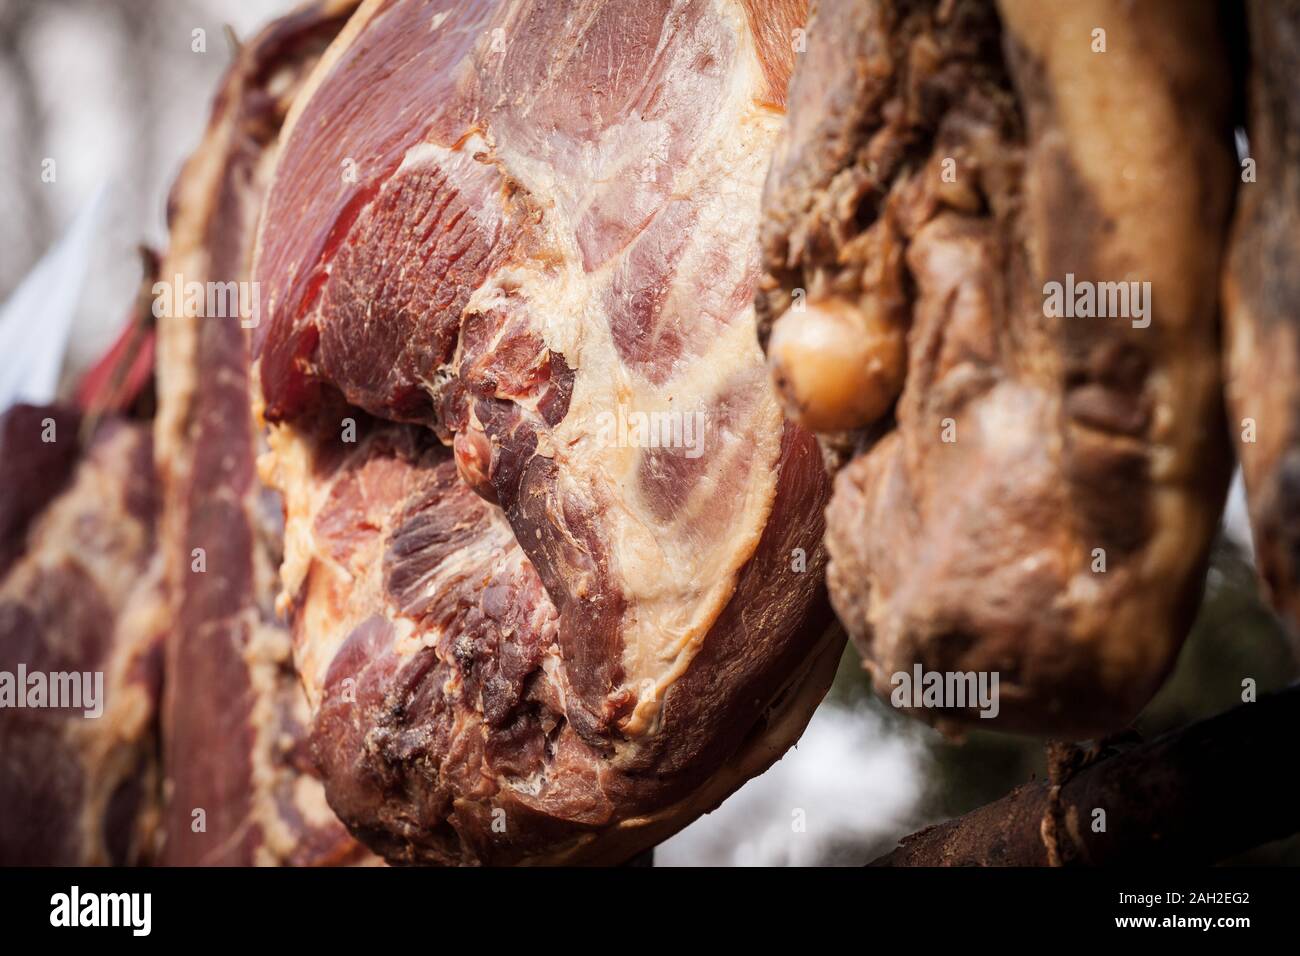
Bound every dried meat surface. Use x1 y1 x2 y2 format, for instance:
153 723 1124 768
757 0 1234 736
254 0 838 864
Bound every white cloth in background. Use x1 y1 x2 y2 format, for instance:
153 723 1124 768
0 183 106 412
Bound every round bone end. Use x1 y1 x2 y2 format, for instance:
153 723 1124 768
766 295 906 433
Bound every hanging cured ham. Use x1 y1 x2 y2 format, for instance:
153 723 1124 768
251 0 837 864
756 0 1234 736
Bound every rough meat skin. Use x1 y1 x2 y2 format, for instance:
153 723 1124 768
0 412 164 865
758 0 1234 736
153 0 372 865
1223 0 1300 641
254 0 839 864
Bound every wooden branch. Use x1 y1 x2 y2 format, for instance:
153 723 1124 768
871 683 1300 866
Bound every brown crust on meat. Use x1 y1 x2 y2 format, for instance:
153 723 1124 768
762 0 1234 736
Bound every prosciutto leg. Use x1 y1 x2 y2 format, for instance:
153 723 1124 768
253 0 837 864
757 0 1234 736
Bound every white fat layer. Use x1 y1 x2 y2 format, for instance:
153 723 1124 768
475 1 785 735
261 423 342 706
